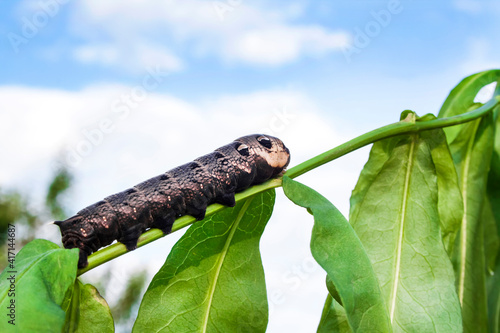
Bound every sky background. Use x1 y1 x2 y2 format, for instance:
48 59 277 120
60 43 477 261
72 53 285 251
1 0 499 332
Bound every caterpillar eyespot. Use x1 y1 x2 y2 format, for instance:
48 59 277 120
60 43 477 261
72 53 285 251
55 134 290 268
237 143 250 156
257 135 272 149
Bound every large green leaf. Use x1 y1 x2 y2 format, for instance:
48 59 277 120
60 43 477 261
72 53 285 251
133 191 275 333
450 113 495 332
349 113 462 332
0 239 79 332
438 69 500 143
283 176 391 332
63 280 114 332
438 73 500 332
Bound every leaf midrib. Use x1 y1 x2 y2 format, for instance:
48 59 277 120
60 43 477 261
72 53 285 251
389 135 416 322
201 197 254 332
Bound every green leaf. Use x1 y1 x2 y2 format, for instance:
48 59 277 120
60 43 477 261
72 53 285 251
316 277 353 333
487 106 500 333
317 294 352 333
63 280 114 333
450 112 495 332
325 276 342 307
485 107 500 272
133 191 275 333
419 116 463 255
483 196 499 274
349 117 463 332
282 176 391 333
438 69 500 143
0 239 79 332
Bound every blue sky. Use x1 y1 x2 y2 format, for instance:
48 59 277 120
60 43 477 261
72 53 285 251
1 0 499 332
2 1 499 94
1 1 499 135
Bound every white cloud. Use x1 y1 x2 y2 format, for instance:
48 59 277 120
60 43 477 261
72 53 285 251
0 86 76 187
460 37 500 75
73 44 120 65
225 25 350 65
66 0 350 69
453 0 483 13
453 0 500 14
0 83 365 332
72 43 184 73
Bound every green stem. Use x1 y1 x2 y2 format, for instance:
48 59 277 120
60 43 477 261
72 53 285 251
77 95 500 276
286 96 500 178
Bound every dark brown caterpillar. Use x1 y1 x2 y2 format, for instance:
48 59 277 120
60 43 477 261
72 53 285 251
55 134 290 268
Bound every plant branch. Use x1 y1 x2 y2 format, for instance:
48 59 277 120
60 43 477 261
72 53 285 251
286 96 500 179
77 95 500 276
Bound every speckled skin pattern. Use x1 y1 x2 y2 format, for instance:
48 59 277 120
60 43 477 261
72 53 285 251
55 134 290 268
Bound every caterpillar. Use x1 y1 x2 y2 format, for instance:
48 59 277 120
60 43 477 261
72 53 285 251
55 134 290 268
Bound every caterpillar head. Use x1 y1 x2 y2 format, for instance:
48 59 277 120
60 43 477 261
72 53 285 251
235 134 290 182
54 215 95 267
